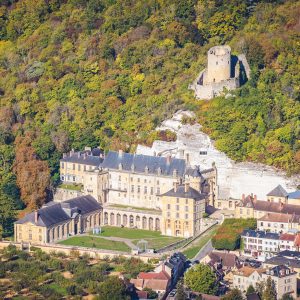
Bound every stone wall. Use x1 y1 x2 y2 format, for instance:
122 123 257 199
53 188 83 202
0 241 156 262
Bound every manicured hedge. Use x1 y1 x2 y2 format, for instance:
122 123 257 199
212 218 256 250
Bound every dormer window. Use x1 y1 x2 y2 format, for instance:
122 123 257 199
119 163 123 170
145 166 149 174
131 164 135 172
173 169 178 177
157 167 162 175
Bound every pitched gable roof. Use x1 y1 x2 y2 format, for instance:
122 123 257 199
161 185 206 200
209 251 238 268
267 185 288 197
15 195 101 227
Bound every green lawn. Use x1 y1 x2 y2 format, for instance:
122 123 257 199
58 183 83 191
58 236 131 252
92 226 183 250
183 226 219 259
96 226 165 239
132 236 183 249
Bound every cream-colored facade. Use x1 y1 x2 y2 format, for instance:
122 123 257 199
56 150 218 237
161 183 206 238
15 196 102 244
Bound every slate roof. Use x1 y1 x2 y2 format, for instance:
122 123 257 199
265 265 295 278
161 185 206 200
15 195 101 227
101 151 186 176
267 185 288 197
265 252 300 268
185 166 202 177
61 149 103 167
289 191 300 200
242 230 279 240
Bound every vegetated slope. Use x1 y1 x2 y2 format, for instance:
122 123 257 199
0 0 299 217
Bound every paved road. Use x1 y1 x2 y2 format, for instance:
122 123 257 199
192 240 213 262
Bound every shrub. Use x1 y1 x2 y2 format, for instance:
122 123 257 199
212 218 256 250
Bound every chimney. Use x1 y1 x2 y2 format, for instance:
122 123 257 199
254 195 257 202
63 153 66 158
174 182 178 192
185 183 190 193
118 149 123 157
35 210 39 224
242 194 245 200
185 153 190 165
83 153 87 159
166 155 171 165
78 152 81 158
70 148 75 156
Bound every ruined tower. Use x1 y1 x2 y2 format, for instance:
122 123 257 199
205 46 231 84
190 45 250 100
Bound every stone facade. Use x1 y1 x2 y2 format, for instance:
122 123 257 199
14 196 102 244
160 183 206 238
190 45 249 100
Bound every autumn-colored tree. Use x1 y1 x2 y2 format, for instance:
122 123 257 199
13 134 50 209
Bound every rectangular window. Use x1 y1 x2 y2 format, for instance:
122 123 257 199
138 178 140 183
144 179 147 183
119 175 121 181
157 187 160 194
131 185 134 193
61 162 64 169
185 214 188 219
185 199 188 205
185 206 188 212
177 198 179 204
72 164 75 170
176 205 179 211
176 213 180 218
84 165 86 171
78 164 81 171
138 186 140 193
73 176 76 182
144 186 147 194
157 180 159 185
167 204 171 210
151 187 153 195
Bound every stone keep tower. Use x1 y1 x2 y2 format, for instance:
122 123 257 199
190 45 250 100
205 46 231 84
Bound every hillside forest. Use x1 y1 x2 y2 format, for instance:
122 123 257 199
0 0 299 236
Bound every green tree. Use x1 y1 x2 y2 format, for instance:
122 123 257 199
222 288 244 300
280 294 294 300
184 263 217 295
176 278 187 300
262 277 277 300
96 276 127 300
246 285 255 295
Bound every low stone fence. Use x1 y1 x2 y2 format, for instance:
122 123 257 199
0 241 159 263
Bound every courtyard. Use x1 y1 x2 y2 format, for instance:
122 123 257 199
58 226 184 253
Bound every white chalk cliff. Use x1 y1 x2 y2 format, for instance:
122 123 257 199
136 111 299 200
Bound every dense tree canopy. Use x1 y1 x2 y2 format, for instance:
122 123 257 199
184 263 217 295
0 0 299 232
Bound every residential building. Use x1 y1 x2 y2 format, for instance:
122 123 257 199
160 183 206 237
14 195 101 244
257 212 299 234
279 233 298 252
266 185 288 204
241 230 280 261
236 186 300 220
288 190 300 205
60 147 103 184
130 270 171 298
261 265 297 299
264 250 300 279
155 253 186 285
232 266 265 293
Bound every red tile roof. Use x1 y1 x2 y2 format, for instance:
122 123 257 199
280 233 296 241
138 271 170 280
